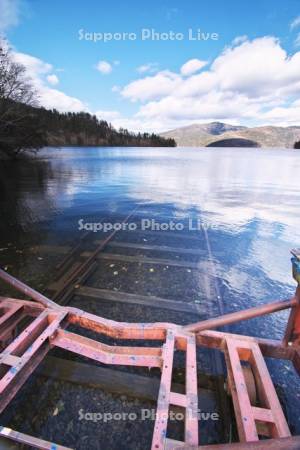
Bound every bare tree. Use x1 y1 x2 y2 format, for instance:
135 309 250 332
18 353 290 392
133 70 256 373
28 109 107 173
0 39 44 158
0 39 176 155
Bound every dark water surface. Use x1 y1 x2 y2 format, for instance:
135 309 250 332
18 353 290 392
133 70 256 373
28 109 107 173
0 146 300 444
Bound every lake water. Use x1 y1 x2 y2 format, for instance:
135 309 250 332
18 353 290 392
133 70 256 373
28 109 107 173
0 146 300 440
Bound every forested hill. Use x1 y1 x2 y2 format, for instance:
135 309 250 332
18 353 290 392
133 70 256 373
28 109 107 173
0 40 175 158
38 107 176 147
0 101 176 158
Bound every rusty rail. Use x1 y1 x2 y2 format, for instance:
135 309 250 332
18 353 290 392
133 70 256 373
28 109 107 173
51 208 139 302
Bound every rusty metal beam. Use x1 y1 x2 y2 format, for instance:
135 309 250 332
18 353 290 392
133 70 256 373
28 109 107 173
184 298 296 333
0 297 44 315
196 330 296 360
0 304 25 343
0 263 298 450
0 269 58 309
0 310 67 394
283 286 300 346
0 426 72 450
224 338 290 442
51 328 162 367
151 331 199 449
67 306 177 341
151 329 176 450
166 435 300 449
0 342 50 415
184 334 199 445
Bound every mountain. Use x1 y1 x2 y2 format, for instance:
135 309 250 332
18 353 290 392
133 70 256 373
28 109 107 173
186 122 247 136
160 122 300 148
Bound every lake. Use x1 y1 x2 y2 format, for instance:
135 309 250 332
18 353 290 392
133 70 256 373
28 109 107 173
0 146 300 442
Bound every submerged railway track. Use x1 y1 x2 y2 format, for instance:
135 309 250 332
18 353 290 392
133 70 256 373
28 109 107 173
0 208 299 449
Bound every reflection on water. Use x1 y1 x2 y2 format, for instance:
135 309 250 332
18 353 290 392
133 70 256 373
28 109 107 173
3 146 298 283
1 146 300 322
0 146 300 432
0 159 54 230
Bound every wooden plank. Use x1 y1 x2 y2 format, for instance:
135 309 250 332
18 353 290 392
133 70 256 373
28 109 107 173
128 229 201 241
37 356 216 406
32 244 70 255
107 241 207 256
34 240 211 257
76 286 203 315
46 261 82 293
86 251 212 272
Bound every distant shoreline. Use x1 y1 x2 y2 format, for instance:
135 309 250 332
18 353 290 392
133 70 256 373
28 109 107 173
1 145 299 161
160 121 300 148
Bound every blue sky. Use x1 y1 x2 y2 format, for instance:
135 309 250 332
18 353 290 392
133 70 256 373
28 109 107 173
1 0 300 131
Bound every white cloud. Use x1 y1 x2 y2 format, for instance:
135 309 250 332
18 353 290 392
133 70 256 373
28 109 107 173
295 33 300 47
137 63 159 74
290 15 300 30
96 60 112 74
166 7 179 21
0 0 20 31
137 92 259 124
121 70 181 102
47 74 59 85
106 116 173 133
95 110 121 121
116 36 300 130
180 59 208 76
38 88 86 112
232 35 248 46
7 33 300 132
211 37 288 96
12 51 87 112
259 98 300 126
13 52 52 78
